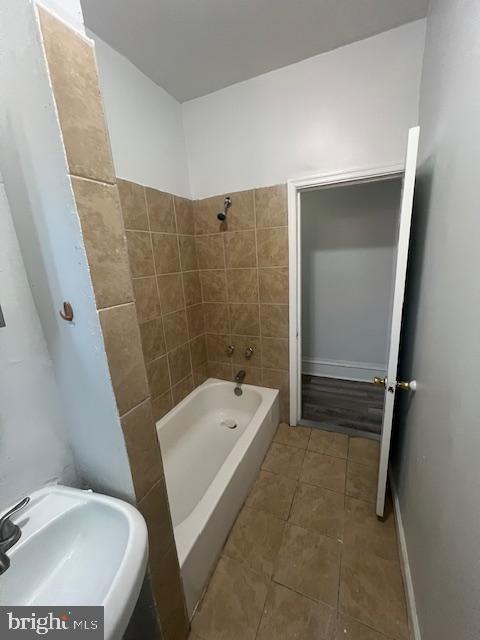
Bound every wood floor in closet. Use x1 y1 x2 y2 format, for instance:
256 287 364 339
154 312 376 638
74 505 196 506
301 375 384 435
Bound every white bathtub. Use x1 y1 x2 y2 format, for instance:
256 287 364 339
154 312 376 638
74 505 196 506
156 378 279 617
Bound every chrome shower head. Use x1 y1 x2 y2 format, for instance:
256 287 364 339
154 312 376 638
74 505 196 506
217 196 232 221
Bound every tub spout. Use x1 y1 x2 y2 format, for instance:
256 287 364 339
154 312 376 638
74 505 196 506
234 370 246 384
234 370 246 396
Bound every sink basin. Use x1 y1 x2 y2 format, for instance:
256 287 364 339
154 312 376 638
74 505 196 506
0 485 148 640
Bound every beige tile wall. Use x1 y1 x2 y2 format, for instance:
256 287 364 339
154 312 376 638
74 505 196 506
195 185 290 421
117 180 208 419
114 181 290 429
110 178 291 430
39 9 188 640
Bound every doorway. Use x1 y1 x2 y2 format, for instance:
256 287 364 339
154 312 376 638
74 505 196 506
288 165 404 432
300 177 402 437
290 130 419 518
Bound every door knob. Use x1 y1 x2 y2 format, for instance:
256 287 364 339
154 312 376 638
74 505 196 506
397 380 417 392
373 376 386 387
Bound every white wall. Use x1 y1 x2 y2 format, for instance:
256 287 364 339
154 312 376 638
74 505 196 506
85 19 425 201
183 20 426 199
301 179 400 381
91 32 191 198
0 0 134 502
38 0 84 33
0 174 76 510
393 1 480 639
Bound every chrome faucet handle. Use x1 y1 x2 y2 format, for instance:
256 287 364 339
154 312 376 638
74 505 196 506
0 497 29 576
244 346 255 360
227 345 235 356
0 497 30 545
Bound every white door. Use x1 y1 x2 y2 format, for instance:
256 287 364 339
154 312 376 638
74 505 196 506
376 126 420 517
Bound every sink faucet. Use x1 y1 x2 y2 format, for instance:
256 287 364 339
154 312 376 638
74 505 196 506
0 497 30 576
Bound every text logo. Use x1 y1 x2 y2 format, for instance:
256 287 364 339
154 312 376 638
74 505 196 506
0 607 104 638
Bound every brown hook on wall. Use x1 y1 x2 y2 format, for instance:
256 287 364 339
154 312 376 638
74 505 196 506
59 301 74 322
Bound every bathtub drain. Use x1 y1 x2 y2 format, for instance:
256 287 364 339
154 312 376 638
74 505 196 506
221 418 237 430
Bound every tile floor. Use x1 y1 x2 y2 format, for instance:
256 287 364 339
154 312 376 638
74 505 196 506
189 424 409 640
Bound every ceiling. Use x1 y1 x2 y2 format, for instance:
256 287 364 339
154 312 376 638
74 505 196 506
81 0 428 103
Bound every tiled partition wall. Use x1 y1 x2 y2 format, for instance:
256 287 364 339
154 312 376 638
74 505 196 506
195 186 290 421
117 180 207 421
38 9 188 640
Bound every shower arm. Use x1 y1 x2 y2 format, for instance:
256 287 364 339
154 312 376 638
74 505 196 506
217 196 232 221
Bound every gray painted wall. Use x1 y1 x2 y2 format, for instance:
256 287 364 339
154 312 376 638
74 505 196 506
0 0 135 503
0 173 76 509
301 179 401 381
393 1 480 638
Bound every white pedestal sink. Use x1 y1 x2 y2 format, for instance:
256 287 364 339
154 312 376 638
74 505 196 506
0 485 148 640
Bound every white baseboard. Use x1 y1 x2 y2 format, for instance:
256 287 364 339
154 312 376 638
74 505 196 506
389 471 421 640
302 357 385 383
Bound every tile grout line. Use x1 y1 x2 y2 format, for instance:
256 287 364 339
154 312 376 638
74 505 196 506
68 172 116 187
251 191 264 385
335 460 347 635
193 199 208 385
97 300 136 313
198 265 288 272
222 228 233 365
258 458 378 505
144 185 173 394
196 196 222 378
269 572 338 611
173 196 196 384
285 476 301 523
191 223 288 237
